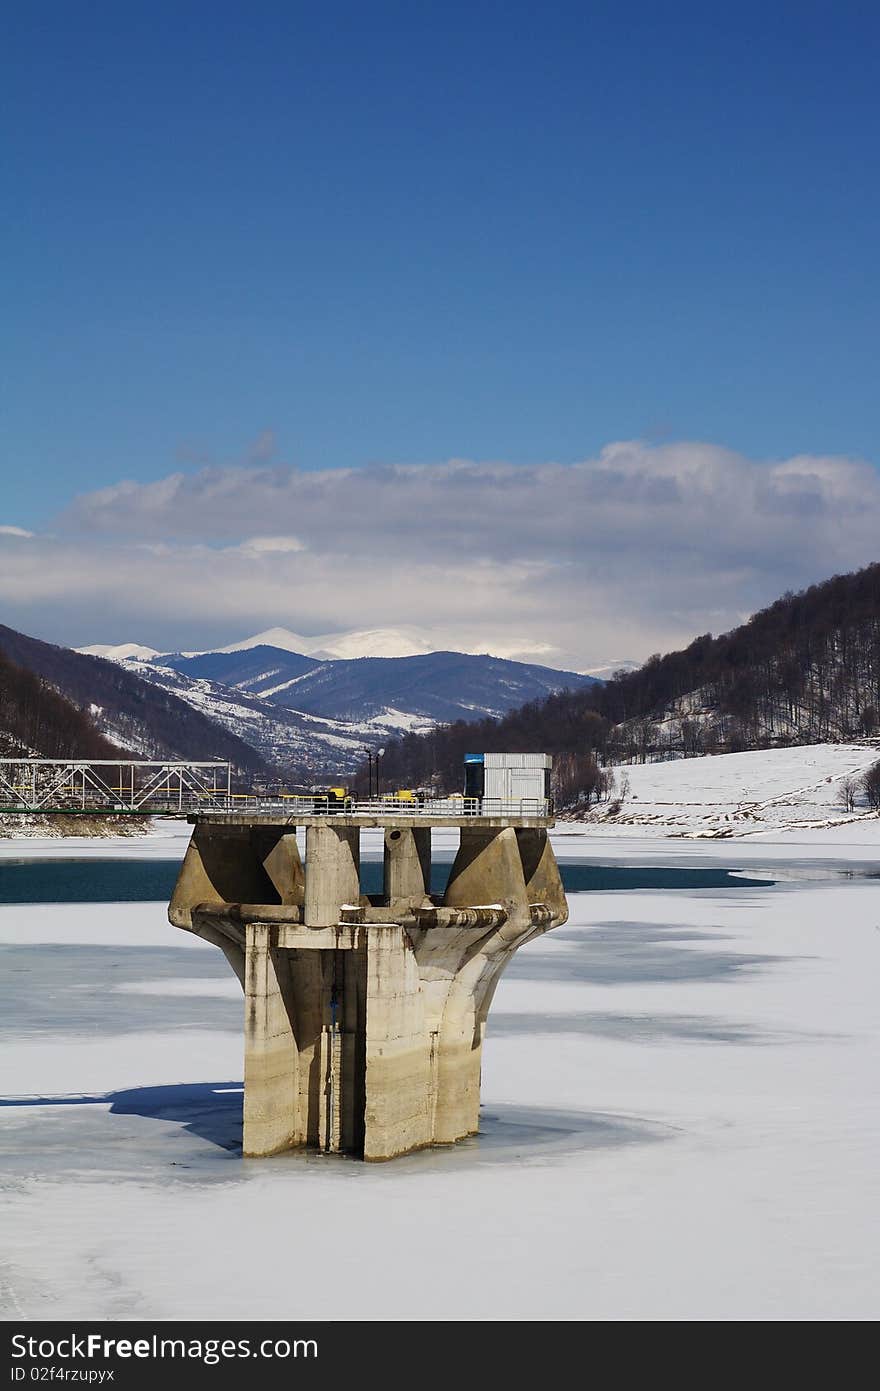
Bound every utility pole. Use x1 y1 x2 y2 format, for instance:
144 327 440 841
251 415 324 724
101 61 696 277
375 747 385 797
363 748 374 799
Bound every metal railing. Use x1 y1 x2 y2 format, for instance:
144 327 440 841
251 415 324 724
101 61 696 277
202 794 552 818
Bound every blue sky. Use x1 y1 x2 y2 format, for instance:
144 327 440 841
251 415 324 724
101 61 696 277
2 2 879 662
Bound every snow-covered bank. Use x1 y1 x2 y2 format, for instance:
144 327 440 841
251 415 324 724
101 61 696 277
0 814 157 842
564 742 880 838
1 830 878 1320
0 818 192 860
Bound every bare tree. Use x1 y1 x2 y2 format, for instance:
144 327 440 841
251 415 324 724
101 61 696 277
553 751 606 808
861 761 880 810
836 775 859 814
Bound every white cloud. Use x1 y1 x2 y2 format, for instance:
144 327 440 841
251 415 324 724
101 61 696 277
232 535 306 557
2 440 877 667
0 525 35 538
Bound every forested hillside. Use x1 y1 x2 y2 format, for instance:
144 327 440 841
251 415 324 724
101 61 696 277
0 647 122 759
375 563 880 792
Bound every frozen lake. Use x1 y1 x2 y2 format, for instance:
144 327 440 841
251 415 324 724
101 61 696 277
0 830 878 1320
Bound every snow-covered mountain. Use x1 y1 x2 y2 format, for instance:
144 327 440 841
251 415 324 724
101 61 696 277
159 647 595 723
77 642 162 662
135 660 434 775
77 625 567 663
214 626 436 660
78 626 446 662
212 627 315 656
73 633 599 775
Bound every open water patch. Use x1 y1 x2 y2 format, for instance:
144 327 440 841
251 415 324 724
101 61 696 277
0 856 775 905
0 859 183 904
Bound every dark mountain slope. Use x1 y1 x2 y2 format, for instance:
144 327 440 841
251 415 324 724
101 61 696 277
163 648 598 724
0 624 266 773
0 646 122 759
268 651 597 723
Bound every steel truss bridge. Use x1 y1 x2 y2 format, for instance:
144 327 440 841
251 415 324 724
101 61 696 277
0 760 232 814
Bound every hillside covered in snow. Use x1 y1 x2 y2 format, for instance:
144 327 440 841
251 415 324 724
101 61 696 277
562 743 880 839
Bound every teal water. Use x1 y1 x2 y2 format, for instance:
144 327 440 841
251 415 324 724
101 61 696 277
0 858 773 904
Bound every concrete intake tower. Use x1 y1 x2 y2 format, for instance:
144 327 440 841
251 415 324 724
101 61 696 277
168 801 568 1161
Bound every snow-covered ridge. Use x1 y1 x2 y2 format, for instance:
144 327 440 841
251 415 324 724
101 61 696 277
77 642 161 661
213 626 314 656
76 626 439 661
75 625 581 664
211 625 562 661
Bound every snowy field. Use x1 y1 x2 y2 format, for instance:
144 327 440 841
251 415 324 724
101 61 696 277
576 741 880 838
1 810 879 1320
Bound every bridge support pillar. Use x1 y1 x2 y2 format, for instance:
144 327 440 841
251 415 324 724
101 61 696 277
304 824 360 926
383 826 431 908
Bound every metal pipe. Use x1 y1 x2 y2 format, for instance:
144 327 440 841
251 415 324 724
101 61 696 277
192 902 303 924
